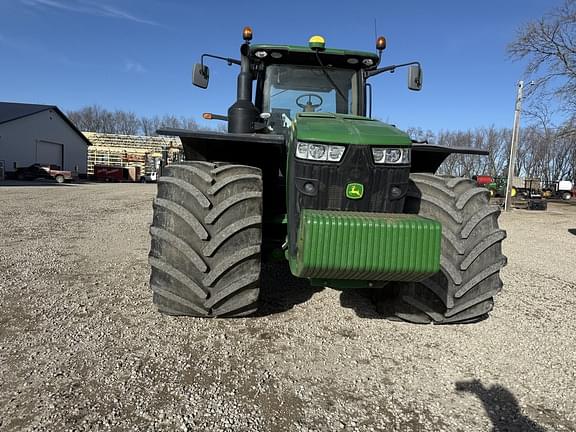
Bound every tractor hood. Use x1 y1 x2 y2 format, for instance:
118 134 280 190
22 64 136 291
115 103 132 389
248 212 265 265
294 113 411 146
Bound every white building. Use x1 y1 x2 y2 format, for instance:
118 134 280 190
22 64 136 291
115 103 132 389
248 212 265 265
0 102 90 177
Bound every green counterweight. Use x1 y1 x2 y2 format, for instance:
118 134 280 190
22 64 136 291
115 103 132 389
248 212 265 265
290 210 442 282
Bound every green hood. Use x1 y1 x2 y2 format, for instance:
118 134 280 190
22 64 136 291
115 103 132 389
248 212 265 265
294 113 411 146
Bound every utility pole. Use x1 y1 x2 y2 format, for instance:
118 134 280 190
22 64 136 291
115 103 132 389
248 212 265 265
504 80 524 212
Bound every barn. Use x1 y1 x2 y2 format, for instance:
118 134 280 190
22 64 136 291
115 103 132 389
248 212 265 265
0 102 90 178
83 132 182 179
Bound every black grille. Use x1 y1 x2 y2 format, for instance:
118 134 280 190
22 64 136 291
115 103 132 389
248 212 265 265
293 145 410 212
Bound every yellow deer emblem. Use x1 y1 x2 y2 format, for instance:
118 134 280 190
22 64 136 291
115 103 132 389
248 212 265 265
346 183 364 199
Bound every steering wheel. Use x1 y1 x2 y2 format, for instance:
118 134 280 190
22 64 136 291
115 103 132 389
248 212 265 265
296 93 323 112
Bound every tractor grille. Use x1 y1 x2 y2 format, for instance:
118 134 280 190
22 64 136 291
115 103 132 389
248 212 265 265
293 145 410 213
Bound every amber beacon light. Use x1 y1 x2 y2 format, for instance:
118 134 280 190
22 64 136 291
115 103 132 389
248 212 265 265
242 26 253 41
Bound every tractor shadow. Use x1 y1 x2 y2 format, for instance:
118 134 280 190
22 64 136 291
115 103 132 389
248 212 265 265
339 289 386 319
339 285 412 320
455 379 547 432
255 261 323 316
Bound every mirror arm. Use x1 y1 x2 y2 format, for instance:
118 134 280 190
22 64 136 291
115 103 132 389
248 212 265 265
365 61 420 79
365 65 397 78
200 54 241 74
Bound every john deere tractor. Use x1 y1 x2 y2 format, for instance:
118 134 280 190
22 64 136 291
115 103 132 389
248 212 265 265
148 28 507 324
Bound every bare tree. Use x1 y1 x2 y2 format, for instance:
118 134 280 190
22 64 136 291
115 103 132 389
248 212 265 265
113 111 140 135
68 105 116 133
432 129 505 178
482 126 511 176
68 105 140 134
519 104 576 181
508 0 576 111
507 1 576 182
140 116 163 136
69 106 204 136
558 119 576 179
405 127 435 143
154 115 199 133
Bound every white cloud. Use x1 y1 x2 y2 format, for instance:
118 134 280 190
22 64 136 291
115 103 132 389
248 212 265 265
124 60 147 74
97 3 159 26
20 0 160 26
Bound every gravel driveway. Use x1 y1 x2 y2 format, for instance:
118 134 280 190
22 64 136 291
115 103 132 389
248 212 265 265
1 182 575 431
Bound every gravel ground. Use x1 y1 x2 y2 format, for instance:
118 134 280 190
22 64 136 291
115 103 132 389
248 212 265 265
0 181 575 432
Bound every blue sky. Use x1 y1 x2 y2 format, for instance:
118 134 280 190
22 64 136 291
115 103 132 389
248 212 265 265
0 0 561 133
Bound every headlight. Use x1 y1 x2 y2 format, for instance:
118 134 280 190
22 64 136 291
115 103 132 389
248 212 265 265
372 147 411 164
309 144 326 160
296 142 345 162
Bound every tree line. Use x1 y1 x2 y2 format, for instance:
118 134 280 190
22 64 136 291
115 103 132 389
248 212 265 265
68 104 575 182
66 105 206 136
407 124 575 182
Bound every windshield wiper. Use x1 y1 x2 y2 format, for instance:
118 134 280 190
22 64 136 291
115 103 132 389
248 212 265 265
314 51 347 101
271 89 290 98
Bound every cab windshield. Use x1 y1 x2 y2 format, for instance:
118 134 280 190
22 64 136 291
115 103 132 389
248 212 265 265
262 64 358 124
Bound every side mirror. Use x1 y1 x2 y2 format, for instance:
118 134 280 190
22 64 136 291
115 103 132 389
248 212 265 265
408 64 423 91
193 63 210 89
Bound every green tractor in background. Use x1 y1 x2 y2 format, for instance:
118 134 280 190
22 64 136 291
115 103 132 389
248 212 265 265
148 28 507 324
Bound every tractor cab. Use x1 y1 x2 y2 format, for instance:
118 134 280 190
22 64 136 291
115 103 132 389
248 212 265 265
260 62 358 130
248 41 379 131
193 30 422 135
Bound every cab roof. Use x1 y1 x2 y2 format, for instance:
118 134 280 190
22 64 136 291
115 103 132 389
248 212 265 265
249 44 380 69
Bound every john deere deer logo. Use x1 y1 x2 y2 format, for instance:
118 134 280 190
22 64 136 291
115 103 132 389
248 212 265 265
346 183 364 199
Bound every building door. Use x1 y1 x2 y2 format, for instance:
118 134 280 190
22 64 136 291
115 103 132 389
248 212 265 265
37 140 63 168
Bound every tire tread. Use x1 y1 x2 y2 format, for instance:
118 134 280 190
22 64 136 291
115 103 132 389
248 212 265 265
149 161 263 317
384 174 507 324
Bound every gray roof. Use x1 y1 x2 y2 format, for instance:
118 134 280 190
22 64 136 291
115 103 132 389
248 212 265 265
0 102 91 146
0 102 54 125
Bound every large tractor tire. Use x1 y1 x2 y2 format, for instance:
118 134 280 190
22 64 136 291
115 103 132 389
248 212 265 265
379 173 507 324
149 162 263 317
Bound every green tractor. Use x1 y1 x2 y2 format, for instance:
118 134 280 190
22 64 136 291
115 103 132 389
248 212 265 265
148 28 507 324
